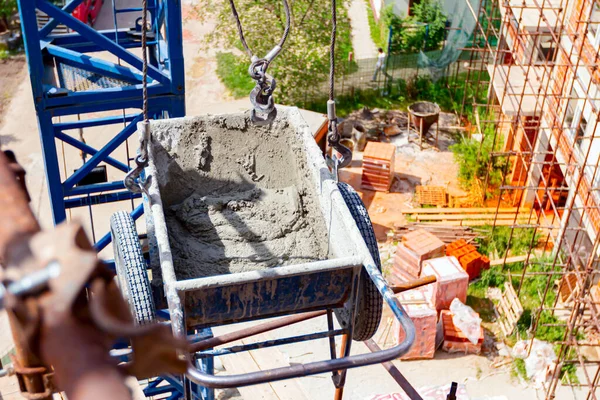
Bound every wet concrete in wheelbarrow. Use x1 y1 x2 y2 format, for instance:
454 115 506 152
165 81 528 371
150 114 328 280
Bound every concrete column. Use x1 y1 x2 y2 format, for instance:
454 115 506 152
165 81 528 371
522 127 550 206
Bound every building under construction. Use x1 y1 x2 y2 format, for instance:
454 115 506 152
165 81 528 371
453 0 600 397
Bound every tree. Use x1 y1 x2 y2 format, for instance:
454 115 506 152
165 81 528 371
383 0 447 53
192 0 353 104
0 0 18 33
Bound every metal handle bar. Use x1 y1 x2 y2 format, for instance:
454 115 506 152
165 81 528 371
185 261 415 389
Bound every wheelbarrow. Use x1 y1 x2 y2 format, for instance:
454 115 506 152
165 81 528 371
110 107 416 398
408 101 441 150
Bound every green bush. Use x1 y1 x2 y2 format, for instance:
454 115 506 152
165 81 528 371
480 266 506 288
0 0 17 32
383 0 447 53
512 358 527 379
476 226 540 259
215 52 256 99
449 119 507 196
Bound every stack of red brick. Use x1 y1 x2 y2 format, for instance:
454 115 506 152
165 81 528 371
445 239 491 280
393 284 437 360
391 229 445 283
361 142 396 192
441 310 484 354
391 232 485 356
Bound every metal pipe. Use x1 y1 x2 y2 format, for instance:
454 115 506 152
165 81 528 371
188 310 327 352
0 151 49 398
195 329 345 358
333 334 350 400
364 339 423 400
391 275 436 294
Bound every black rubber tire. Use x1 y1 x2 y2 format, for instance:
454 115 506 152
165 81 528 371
110 211 156 324
338 182 383 341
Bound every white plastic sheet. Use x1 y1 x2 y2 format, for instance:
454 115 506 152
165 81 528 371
512 339 557 388
450 298 482 344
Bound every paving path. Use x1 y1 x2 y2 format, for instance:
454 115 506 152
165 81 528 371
348 0 379 60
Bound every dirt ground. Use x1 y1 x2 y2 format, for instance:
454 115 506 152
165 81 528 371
0 55 26 133
339 109 465 240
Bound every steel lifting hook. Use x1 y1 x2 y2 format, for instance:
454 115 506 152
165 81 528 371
124 121 152 194
326 100 352 178
248 57 278 125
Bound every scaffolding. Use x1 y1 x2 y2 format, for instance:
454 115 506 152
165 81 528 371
450 0 600 397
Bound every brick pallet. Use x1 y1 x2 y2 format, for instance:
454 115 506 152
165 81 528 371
393 284 437 360
421 256 469 312
415 185 447 207
393 229 445 281
361 142 395 192
441 310 484 354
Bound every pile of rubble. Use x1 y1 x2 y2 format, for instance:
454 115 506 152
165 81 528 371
338 107 460 156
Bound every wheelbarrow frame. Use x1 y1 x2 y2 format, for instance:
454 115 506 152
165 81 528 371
141 107 416 393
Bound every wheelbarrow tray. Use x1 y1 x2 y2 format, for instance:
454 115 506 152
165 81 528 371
144 108 370 334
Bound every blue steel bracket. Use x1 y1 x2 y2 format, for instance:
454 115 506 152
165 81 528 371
36 0 169 84
184 261 416 389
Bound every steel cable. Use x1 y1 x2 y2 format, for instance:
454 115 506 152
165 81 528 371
141 0 148 123
228 0 291 63
329 0 336 101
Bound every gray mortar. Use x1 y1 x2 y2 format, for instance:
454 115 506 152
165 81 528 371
150 113 328 280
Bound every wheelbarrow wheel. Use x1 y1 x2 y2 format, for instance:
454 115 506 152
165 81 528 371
110 211 156 324
338 182 383 341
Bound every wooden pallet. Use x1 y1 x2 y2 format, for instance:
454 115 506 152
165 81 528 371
403 207 526 214
558 272 579 303
415 185 447 207
402 207 533 226
497 281 523 336
391 223 480 244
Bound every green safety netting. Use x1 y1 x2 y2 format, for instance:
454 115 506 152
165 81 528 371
418 0 482 81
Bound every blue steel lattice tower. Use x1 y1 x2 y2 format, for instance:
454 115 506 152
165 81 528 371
17 0 185 250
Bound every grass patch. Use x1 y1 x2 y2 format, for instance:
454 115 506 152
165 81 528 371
303 75 461 117
476 226 540 259
366 1 387 50
215 52 255 99
467 266 505 324
512 358 527 379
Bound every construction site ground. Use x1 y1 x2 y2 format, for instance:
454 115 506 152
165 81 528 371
0 3 581 400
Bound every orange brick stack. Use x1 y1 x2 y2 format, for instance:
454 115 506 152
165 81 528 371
445 239 467 256
441 310 484 354
392 229 445 282
361 142 396 192
421 256 468 312
393 284 436 360
446 239 489 280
